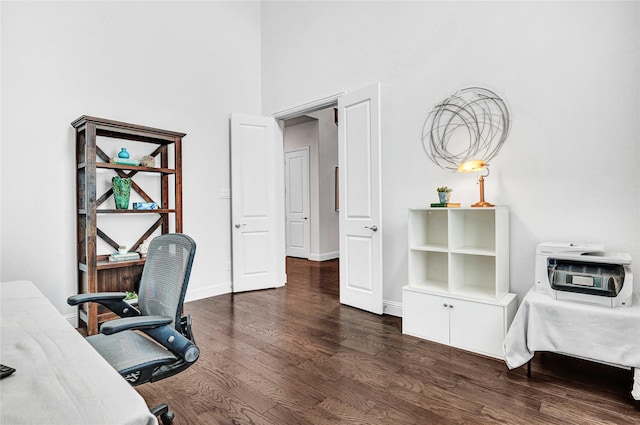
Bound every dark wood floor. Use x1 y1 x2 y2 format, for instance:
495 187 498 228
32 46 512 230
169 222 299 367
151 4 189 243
137 257 640 424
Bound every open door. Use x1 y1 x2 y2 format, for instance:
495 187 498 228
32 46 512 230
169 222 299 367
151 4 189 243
230 114 285 292
338 84 384 314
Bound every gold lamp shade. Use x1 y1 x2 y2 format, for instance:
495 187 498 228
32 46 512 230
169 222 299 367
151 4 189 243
457 160 494 207
457 159 487 173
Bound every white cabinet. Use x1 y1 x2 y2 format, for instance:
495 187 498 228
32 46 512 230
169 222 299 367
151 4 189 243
403 207 517 359
403 288 517 358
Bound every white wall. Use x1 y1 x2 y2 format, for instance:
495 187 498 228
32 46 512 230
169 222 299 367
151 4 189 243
1 1 638 320
261 1 640 305
0 1 262 316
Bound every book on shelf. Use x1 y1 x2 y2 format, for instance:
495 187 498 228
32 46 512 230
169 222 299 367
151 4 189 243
132 202 158 210
109 157 140 166
430 203 461 208
109 252 140 262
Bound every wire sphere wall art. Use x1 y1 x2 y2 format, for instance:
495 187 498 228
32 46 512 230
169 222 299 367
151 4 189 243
421 87 511 171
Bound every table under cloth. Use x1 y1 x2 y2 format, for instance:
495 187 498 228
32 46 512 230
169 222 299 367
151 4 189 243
0 280 157 425
504 287 640 401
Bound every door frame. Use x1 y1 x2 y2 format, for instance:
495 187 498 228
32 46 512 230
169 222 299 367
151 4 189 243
272 92 344 121
273 88 383 314
272 93 343 280
272 94 343 289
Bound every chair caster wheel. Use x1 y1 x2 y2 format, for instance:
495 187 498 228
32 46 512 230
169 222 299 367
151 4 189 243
160 411 175 425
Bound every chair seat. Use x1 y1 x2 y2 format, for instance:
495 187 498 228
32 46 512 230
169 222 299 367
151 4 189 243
87 330 177 375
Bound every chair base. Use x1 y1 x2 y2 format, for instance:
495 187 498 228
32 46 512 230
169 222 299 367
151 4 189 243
150 403 175 425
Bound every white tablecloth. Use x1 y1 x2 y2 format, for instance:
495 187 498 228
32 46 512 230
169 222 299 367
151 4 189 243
504 287 640 400
0 280 157 425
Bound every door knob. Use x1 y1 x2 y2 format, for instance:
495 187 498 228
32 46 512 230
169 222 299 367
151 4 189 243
365 225 378 232
234 223 246 229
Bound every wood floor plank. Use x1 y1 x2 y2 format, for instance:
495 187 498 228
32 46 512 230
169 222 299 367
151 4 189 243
134 257 640 424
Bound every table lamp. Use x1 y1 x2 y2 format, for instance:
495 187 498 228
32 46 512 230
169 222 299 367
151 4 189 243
457 159 493 207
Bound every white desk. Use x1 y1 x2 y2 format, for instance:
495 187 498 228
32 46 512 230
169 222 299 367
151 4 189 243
0 280 157 425
504 287 640 401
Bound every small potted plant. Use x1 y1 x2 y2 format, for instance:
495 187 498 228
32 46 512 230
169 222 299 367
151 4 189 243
124 291 138 305
437 186 453 203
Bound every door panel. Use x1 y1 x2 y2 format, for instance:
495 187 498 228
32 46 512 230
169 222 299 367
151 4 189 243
241 231 269 275
231 114 281 292
345 101 372 218
344 236 372 291
339 84 383 314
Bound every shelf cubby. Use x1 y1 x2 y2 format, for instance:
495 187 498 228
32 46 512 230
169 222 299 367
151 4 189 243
408 250 448 293
449 253 497 300
408 209 448 250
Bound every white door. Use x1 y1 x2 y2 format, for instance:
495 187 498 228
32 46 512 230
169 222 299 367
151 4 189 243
230 114 284 292
285 148 310 258
338 84 384 314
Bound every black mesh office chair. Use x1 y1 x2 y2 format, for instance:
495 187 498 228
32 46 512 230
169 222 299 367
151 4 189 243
68 233 198 425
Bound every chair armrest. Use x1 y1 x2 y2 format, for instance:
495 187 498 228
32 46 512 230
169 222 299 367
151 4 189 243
67 292 127 306
67 292 140 319
103 316 200 363
145 326 200 363
100 315 173 335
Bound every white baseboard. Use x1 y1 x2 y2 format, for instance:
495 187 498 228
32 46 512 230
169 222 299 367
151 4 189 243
308 251 340 262
383 299 402 317
185 281 232 303
65 282 400 327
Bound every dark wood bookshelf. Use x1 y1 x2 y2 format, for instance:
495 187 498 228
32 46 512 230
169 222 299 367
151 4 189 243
72 115 185 335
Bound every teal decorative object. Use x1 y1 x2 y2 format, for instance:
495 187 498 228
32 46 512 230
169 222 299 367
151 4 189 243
436 186 452 203
118 148 130 159
112 176 131 209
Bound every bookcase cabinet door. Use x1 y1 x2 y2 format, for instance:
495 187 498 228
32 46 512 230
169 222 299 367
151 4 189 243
403 290 449 345
448 297 507 359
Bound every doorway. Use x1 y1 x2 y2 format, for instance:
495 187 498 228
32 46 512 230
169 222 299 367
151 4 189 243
230 84 382 313
283 107 339 264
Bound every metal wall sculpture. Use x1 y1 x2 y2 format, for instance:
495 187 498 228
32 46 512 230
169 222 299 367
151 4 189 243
421 87 511 171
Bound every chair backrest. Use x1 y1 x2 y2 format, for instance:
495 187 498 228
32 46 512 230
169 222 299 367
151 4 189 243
137 234 196 330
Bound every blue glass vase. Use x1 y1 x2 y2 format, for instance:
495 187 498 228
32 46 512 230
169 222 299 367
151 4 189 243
118 148 130 159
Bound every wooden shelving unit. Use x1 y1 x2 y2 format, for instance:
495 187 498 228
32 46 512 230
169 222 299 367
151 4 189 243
72 116 185 335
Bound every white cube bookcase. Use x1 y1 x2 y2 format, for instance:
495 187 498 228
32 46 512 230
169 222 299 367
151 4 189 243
403 207 517 359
